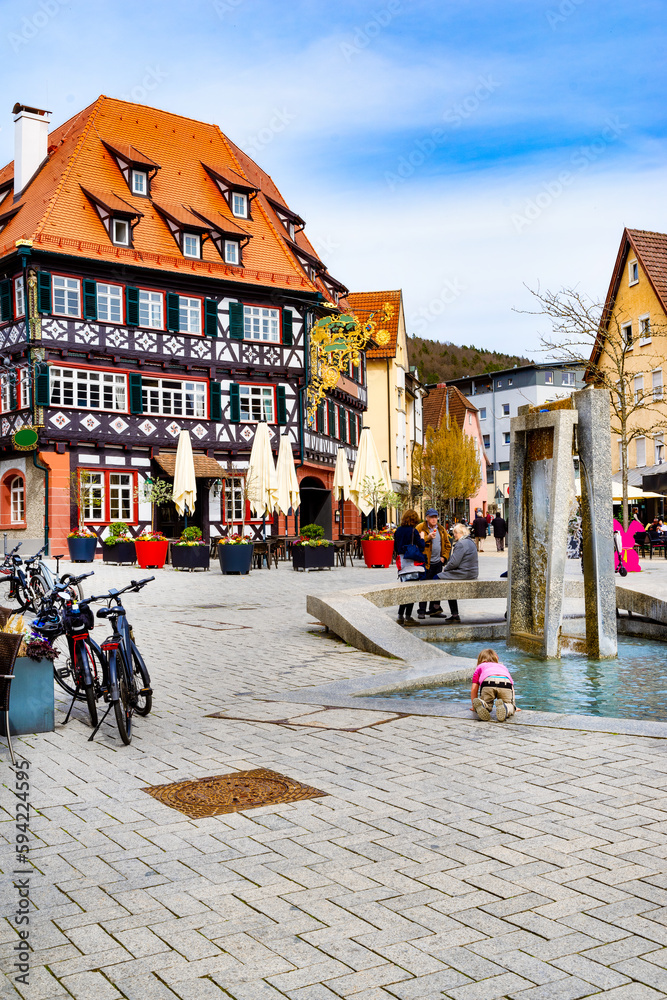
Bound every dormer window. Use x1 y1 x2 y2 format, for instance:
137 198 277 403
224 241 239 265
232 193 248 218
629 259 639 285
183 233 201 259
112 218 130 246
131 170 147 196
288 221 295 239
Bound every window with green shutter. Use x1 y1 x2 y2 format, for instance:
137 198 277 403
166 293 180 333
282 308 293 345
205 298 218 337
229 382 241 422
126 287 139 327
350 412 357 447
0 280 12 323
35 362 49 406
339 406 348 443
37 272 51 314
277 385 287 425
8 374 17 411
82 279 97 320
129 372 143 414
210 380 222 421
327 400 336 438
316 402 324 434
229 302 244 340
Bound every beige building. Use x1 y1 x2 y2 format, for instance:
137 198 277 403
347 290 424 492
591 228 667 512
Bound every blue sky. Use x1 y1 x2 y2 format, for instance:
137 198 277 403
1 0 666 357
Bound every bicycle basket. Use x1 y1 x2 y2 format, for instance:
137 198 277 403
64 604 94 635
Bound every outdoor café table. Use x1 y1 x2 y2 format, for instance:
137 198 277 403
333 538 355 567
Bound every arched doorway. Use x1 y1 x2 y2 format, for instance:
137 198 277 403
299 476 332 539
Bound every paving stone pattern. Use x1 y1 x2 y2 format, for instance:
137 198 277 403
2 556 667 998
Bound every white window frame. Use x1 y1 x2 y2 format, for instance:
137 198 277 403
97 283 123 324
653 368 663 402
479 407 486 420
112 218 130 246
636 436 646 468
49 366 128 412
622 323 633 349
109 473 133 522
10 476 24 524
183 233 201 259
131 170 147 196
138 290 164 329
1 377 11 413
502 403 510 416
224 240 239 265
483 435 490 448
81 471 105 523
141 376 207 418
231 192 248 218
544 371 554 385
243 305 280 343
639 314 651 345
239 384 275 423
19 371 29 410
562 371 575 386
629 259 639 285
179 296 201 334
634 373 645 405
52 275 81 318
655 433 665 465
503 432 511 445
14 276 24 318
225 476 245 523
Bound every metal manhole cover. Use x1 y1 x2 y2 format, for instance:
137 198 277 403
142 768 327 818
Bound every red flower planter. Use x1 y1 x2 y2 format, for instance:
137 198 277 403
361 539 394 568
135 539 169 569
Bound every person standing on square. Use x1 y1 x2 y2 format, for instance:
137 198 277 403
492 511 508 551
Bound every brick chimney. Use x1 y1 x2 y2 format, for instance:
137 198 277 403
13 103 51 195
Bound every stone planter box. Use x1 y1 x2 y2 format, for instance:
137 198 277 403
292 545 335 571
67 536 97 563
361 539 394 568
0 657 54 736
135 539 169 569
102 541 136 565
218 543 253 575
171 544 210 571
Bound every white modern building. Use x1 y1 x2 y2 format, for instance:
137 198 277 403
445 362 587 512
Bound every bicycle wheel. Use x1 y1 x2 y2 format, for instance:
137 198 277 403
130 642 152 716
52 635 105 707
30 575 48 614
111 649 133 745
74 641 98 727
12 576 33 612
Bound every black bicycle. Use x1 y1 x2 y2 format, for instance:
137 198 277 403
33 572 105 728
25 546 84 613
0 543 32 610
89 578 154 744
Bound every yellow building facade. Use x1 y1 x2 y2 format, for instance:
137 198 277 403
348 290 423 492
592 229 667 481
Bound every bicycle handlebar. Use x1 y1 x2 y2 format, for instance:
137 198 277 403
83 575 154 606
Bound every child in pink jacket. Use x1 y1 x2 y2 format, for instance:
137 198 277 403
471 647 519 722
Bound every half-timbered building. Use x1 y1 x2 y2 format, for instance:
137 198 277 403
0 97 364 551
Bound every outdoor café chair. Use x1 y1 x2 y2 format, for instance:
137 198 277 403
0 632 24 766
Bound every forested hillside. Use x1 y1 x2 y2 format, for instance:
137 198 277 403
408 335 529 384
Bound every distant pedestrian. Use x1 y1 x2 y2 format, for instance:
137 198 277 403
416 508 451 619
492 512 508 551
472 509 488 552
471 647 519 722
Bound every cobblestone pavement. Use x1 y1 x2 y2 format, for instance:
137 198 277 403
3 555 667 999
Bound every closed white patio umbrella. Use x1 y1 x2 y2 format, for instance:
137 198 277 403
247 421 278 519
350 426 390 516
276 433 300 519
172 430 197 519
333 446 351 503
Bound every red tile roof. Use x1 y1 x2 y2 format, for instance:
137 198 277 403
0 96 345 296
347 290 402 358
423 384 478 434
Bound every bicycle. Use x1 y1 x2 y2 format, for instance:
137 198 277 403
0 543 32 611
32 572 104 728
89 577 154 745
25 546 83 613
